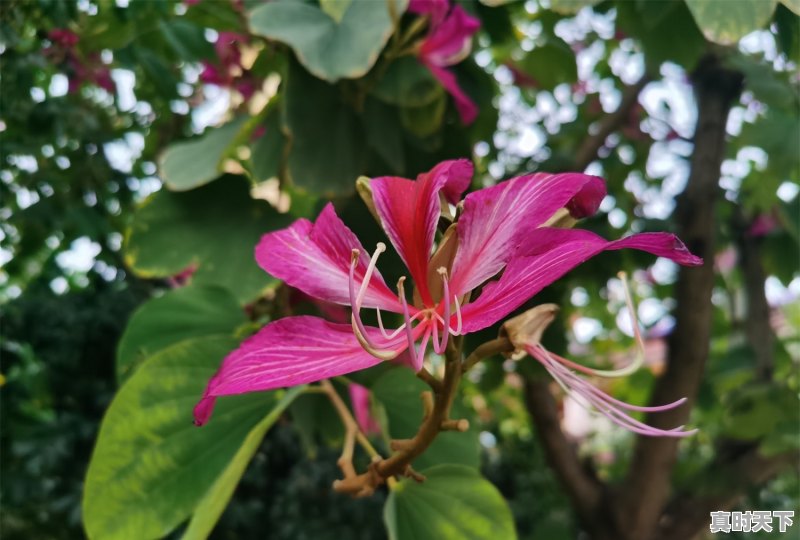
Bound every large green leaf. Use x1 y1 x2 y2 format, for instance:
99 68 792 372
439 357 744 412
159 119 246 191
283 59 367 195
83 336 302 540
249 0 408 82
116 285 246 382
182 386 304 540
371 368 480 470
686 0 777 45
371 57 443 108
125 175 289 304
383 465 517 540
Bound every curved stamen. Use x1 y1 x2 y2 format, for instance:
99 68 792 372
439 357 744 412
356 242 386 307
531 345 694 437
349 248 398 359
397 277 420 369
432 268 451 354
376 307 426 340
452 293 463 336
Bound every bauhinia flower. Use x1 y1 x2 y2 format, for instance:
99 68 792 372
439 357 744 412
411 1 480 124
349 384 381 436
193 159 702 426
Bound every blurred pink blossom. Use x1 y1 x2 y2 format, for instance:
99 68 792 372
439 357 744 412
348 384 381 436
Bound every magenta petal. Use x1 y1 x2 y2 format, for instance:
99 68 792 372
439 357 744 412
349 383 382 435
371 160 473 305
566 175 606 218
458 228 702 333
425 63 479 125
420 5 480 66
194 316 398 425
256 203 400 311
450 173 606 296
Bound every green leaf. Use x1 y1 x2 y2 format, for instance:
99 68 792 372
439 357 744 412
159 119 247 191
371 57 443 108
383 465 517 540
83 337 302 540
549 0 600 14
249 0 408 82
783 0 800 15
364 98 406 175
371 368 480 470
319 0 353 22
158 19 214 62
182 386 304 540
400 93 447 138
116 285 246 382
616 0 706 70
125 175 290 303
283 59 366 195
248 111 285 183
685 0 777 45
518 39 578 90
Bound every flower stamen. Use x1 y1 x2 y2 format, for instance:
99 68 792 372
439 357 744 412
432 267 451 354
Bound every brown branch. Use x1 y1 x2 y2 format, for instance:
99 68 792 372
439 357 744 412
654 446 799 540
462 336 514 372
616 55 744 540
574 75 650 171
735 209 775 380
332 338 465 496
523 376 603 525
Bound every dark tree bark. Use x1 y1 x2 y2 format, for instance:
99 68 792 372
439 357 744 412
615 53 744 540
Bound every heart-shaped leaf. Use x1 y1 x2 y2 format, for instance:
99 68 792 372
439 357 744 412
83 336 302 540
249 0 408 82
383 465 517 540
159 118 246 191
686 0 777 45
116 285 246 382
125 175 290 303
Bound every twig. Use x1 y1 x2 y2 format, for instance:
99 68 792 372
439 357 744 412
462 336 514 372
574 75 650 171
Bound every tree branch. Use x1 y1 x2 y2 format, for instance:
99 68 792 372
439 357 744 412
616 54 743 539
574 75 650 171
735 209 775 380
523 376 603 525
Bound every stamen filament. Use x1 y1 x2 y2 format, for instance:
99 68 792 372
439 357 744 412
397 277 420 369
531 345 694 438
433 268 451 354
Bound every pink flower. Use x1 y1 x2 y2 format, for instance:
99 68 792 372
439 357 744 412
415 4 480 124
200 32 259 99
748 212 780 237
48 28 80 47
349 384 381 436
193 159 701 425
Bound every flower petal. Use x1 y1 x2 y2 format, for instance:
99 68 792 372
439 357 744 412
256 203 400 311
349 383 382 435
194 316 402 425
450 173 606 296
371 160 473 305
420 5 480 66
425 63 479 125
458 228 702 332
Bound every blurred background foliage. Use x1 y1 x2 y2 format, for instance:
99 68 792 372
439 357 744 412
1 0 798 539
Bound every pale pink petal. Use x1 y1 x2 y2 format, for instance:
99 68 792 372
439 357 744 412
450 173 606 296
194 316 405 425
457 228 702 332
425 63 479 125
349 383 382 435
256 203 400 311
371 160 473 305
